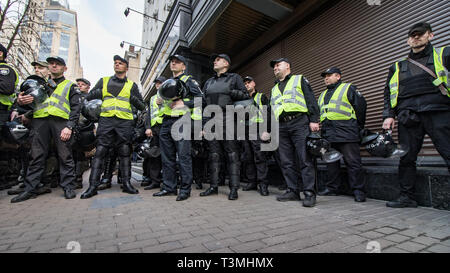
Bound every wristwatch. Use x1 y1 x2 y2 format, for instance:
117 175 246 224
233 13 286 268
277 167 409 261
66 126 73 131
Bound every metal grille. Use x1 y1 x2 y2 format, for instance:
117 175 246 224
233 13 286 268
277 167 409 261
237 0 450 156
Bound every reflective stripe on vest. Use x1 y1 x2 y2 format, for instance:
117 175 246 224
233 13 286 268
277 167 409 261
270 75 308 120
318 83 356 122
100 77 134 120
249 93 264 124
0 62 19 108
433 46 450 95
34 80 72 119
150 95 163 127
390 47 449 108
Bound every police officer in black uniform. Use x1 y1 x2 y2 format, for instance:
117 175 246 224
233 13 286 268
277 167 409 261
383 22 450 208
241 76 271 196
81 55 146 199
200 54 250 200
317 67 367 202
0 44 19 191
270 58 320 207
12 56 81 203
153 55 203 201
73 78 92 189
143 76 166 190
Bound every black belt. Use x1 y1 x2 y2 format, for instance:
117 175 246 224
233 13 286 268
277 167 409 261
279 112 303 123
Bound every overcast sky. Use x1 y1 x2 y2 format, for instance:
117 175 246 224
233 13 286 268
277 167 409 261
68 0 144 86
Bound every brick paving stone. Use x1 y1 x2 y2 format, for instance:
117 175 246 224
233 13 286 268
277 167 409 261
230 240 267 253
411 236 441 246
396 241 427 252
426 244 450 253
359 231 385 240
384 234 411 243
375 227 399 235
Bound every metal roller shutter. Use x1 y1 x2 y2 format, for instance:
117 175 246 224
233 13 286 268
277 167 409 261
238 0 450 156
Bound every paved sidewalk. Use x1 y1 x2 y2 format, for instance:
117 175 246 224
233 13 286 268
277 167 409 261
0 171 449 253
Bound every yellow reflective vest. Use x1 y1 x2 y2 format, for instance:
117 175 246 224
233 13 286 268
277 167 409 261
318 83 356 122
100 77 134 120
34 79 72 120
270 75 308 120
389 46 449 108
0 62 19 109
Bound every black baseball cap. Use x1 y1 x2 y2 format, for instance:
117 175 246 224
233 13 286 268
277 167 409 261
270 58 291 68
321 67 342 77
76 78 91 85
211 54 231 65
0 44 7 59
243 76 255 83
114 55 129 66
154 76 167 83
169 54 187 65
408 22 432 37
47 56 66 66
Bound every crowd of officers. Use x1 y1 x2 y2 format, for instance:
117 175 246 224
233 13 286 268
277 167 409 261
0 22 448 209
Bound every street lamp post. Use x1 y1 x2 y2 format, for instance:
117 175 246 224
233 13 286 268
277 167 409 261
120 41 153 51
124 7 167 25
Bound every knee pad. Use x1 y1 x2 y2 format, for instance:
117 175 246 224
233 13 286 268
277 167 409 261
95 145 109 158
118 144 131 157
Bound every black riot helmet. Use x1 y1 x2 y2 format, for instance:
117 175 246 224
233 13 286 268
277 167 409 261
158 79 187 101
364 130 408 158
136 138 161 159
3 120 29 144
20 75 48 106
306 132 343 163
81 99 102 122
306 132 330 157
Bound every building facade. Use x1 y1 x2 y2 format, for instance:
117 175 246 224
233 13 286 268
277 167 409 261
140 0 450 209
39 0 83 81
140 0 175 88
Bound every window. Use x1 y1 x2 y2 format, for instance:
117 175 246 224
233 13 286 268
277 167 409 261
44 9 75 26
39 31 53 61
59 33 70 63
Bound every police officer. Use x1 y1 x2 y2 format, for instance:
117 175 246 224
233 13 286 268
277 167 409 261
241 76 271 196
200 54 250 200
80 55 146 199
73 78 92 189
0 44 19 190
383 22 450 208
270 58 320 207
12 56 81 203
317 67 367 202
153 55 203 201
143 76 166 190
0 44 18 142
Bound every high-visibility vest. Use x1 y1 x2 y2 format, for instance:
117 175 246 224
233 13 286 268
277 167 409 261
33 79 72 120
100 77 134 120
149 94 163 127
270 75 308 120
318 83 356 122
249 92 265 124
0 62 19 109
160 75 202 120
389 46 449 108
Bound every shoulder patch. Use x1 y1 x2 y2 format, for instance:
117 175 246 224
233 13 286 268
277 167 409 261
0 68 10 76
